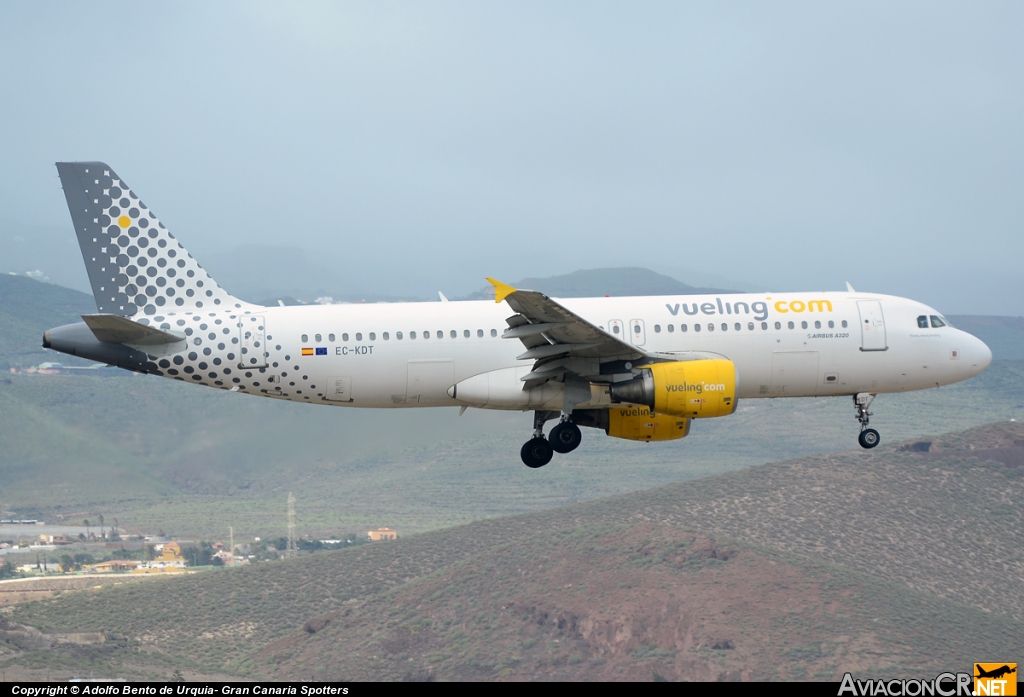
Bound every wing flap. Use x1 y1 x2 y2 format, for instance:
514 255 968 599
488 278 652 383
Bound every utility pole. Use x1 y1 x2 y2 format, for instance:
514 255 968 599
286 493 297 559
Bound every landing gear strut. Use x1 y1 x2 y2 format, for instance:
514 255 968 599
520 411 583 467
521 410 555 468
854 393 879 449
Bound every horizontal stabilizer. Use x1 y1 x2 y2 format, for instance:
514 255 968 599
82 314 185 346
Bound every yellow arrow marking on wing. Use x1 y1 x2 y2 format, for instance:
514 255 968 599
486 277 517 304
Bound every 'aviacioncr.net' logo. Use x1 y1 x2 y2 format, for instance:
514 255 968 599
975 664 1017 696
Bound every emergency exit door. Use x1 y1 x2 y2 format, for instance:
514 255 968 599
629 319 647 346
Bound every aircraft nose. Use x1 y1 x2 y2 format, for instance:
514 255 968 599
963 332 992 375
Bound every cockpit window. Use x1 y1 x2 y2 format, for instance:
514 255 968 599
917 315 928 329
930 315 946 328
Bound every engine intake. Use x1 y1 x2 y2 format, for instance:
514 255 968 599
609 359 738 418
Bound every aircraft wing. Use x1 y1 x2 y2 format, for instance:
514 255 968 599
487 278 655 387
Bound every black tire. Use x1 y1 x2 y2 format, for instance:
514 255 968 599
521 438 554 468
549 421 582 453
858 428 880 449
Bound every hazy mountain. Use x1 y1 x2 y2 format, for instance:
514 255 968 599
0 274 95 369
0 218 91 294
459 267 737 300
8 421 1023 681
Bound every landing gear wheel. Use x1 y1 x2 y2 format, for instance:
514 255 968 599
549 421 582 454
858 428 880 449
521 438 554 468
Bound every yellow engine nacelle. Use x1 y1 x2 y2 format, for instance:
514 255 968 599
608 359 738 419
606 405 690 442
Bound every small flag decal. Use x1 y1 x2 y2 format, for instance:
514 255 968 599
315 347 328 355
301 347 314 356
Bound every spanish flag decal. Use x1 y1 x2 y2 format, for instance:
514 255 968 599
301 347 314 356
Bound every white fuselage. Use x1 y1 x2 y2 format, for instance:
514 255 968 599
144 290 991 409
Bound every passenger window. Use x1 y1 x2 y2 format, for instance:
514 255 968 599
917 315 929 329
477 329 484 337
353 333 360 341
612 325 620 334
668 324 675 333
315 334 322 342
801 321 808 329
841 320 848 328
410 331 416 339
463 330 470 338
329 333 335 342
720 323 727 331
383 332 389 340
694 324 701 332
397 332 403 340
707 323 715 332
775 322 781 330
828 320 834 329
734 323 741 331
930 315 946 328
490 329 497 337
654 324 661 333
301 334 308 342
748 322 754 330
788 321 795 329
422 330 429 339
680 324 687 332
369 332 376 340
814 321 821 329
761 322 768 330
438 330 444 339
451 330 457 338
342 333 349 342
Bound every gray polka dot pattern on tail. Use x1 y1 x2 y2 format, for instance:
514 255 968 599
56 162 251 317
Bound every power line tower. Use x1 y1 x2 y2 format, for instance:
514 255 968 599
286 492 297 559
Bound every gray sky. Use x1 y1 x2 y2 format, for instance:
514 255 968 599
1 1 1021 313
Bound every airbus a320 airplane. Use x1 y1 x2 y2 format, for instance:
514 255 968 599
43 163 992 467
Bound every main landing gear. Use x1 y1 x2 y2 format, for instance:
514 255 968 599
521 411 581 468
854 393 880 449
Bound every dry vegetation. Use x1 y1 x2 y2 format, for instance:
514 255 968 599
4 421 1022 680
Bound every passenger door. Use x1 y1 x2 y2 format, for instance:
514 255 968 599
238 315 268 368
857 300 888 351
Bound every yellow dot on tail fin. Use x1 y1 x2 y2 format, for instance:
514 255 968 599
118 216 130 228
486 277 517 304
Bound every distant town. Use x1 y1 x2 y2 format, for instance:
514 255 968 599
0 519 399 584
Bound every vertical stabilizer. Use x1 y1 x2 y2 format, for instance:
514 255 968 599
56 162 251 316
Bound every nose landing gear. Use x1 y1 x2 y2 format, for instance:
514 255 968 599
520 411 582 467
854 393 879 449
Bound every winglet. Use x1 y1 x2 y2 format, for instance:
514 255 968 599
486 277 517 304
845 281 856 292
